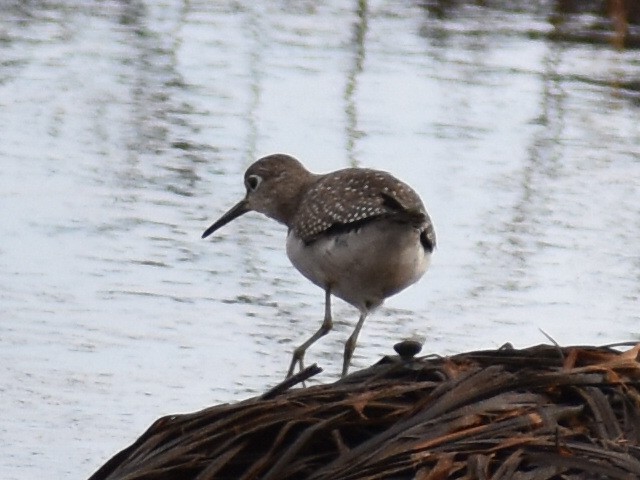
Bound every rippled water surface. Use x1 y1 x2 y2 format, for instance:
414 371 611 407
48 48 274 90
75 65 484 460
1 1 639 478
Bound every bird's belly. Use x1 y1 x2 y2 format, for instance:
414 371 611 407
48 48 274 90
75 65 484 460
286 222 430 312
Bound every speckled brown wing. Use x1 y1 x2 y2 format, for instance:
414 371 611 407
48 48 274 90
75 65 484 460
291 168 435 248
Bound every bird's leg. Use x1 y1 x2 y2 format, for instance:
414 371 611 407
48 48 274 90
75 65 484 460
286 288 333 378
342 310 368 377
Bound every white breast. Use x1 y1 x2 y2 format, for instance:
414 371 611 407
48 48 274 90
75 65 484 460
286 221 430 312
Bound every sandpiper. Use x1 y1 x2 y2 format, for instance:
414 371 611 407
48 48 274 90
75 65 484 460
202 154 435 377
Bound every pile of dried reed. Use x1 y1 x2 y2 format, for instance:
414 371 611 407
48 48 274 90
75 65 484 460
89 342 640 480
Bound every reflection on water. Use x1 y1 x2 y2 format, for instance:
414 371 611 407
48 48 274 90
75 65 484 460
344 0 368 166
1 1 639 478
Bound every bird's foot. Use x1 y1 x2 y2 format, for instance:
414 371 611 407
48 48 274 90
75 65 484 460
286 348 306 379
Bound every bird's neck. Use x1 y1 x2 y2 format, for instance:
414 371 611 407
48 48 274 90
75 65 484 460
271 173 321 227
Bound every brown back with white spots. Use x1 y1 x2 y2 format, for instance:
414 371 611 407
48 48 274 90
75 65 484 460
291 168 431 243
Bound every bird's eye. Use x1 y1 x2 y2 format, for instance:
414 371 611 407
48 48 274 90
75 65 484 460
245 174 262 192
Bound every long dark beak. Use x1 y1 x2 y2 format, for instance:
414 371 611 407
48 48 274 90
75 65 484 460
202 199 249 239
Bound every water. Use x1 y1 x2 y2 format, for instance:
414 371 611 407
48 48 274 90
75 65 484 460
1 1 639 478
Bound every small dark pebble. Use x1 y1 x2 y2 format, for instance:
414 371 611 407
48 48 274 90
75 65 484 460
394 340 423 360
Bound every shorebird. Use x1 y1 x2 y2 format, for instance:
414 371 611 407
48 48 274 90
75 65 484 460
202 154 435 377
